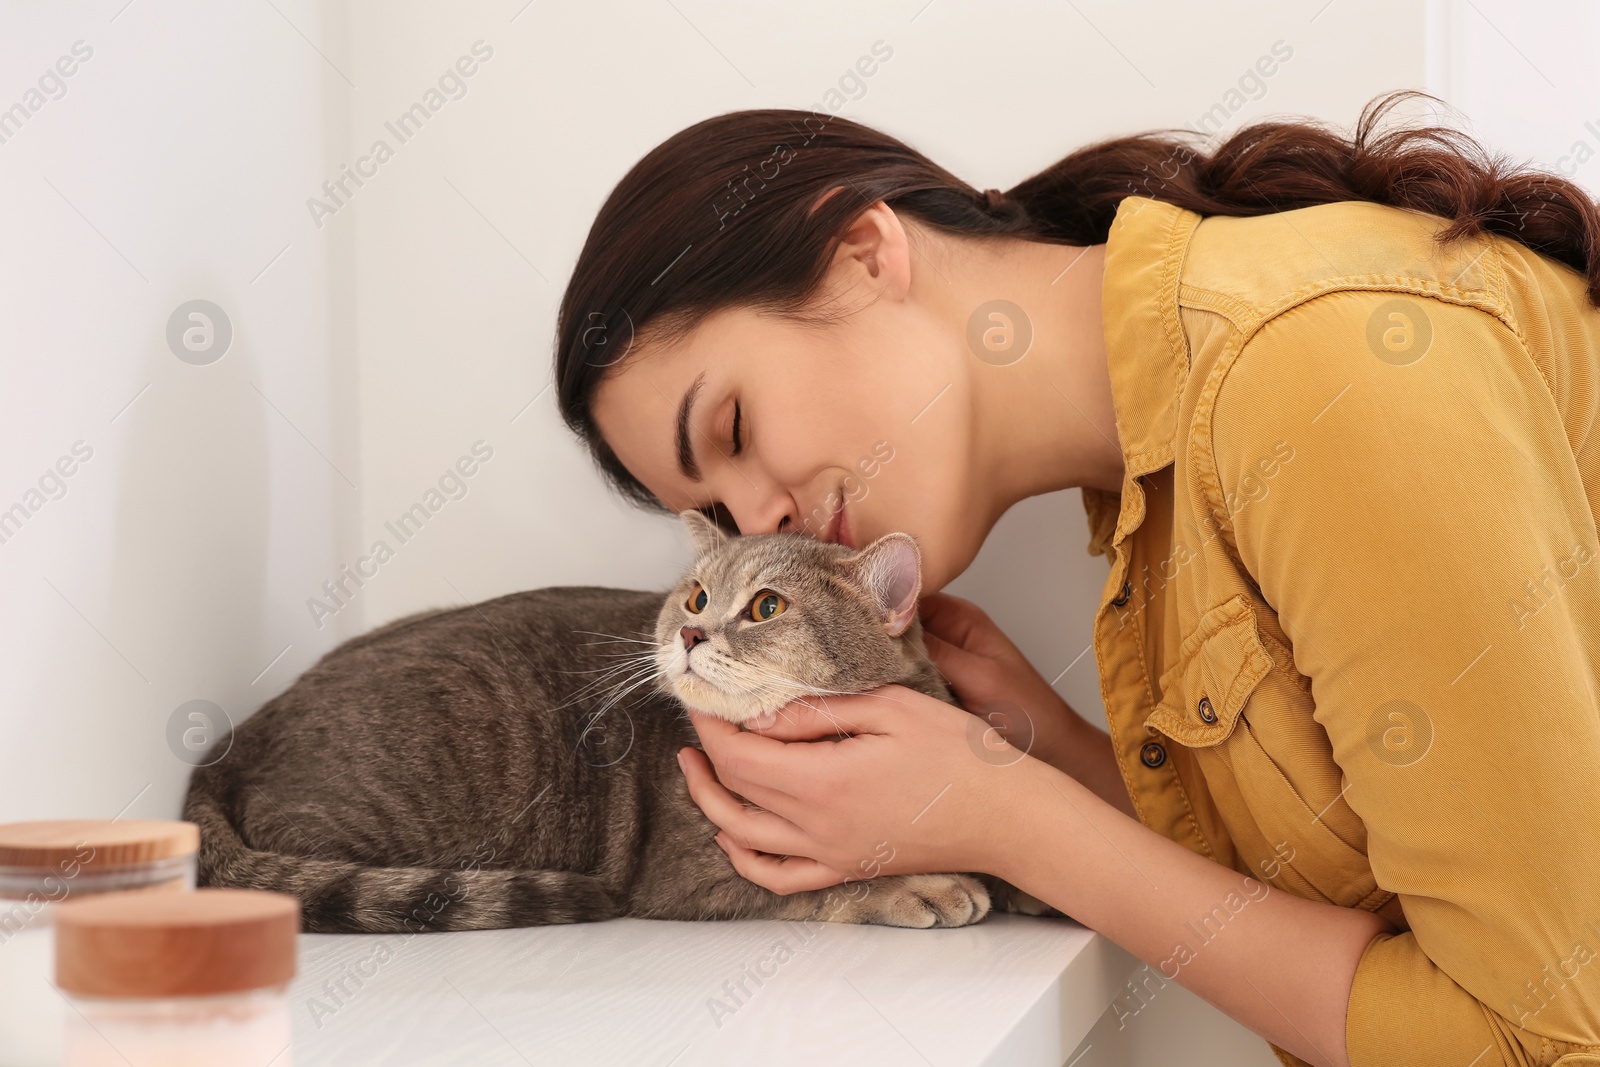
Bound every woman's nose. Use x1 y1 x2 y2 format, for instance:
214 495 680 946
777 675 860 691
726 494 796 536
713 469 798 537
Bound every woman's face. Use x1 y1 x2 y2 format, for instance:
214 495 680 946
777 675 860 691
590 204 988 593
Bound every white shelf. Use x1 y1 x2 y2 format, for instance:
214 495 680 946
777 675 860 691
288 914 1139 1066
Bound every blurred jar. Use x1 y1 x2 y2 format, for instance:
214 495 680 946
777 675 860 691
54 887 298 1067
0 819 199 1067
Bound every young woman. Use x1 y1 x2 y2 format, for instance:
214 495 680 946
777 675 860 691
553 90 1600 1067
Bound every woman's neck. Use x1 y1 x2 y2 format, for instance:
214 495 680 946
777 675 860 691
961 239 1125 510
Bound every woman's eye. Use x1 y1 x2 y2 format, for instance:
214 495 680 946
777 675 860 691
730 399 742 456
686 584 708 613
749 590 787 621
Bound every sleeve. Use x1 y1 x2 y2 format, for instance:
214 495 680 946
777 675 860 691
1209 290 1600 1066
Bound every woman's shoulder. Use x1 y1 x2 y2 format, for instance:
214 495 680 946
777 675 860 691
1176 197 1508 329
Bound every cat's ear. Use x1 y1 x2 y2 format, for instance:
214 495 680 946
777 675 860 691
844 532 923 637
679 509 729 557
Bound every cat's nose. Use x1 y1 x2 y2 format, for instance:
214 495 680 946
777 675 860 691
680 625 707 651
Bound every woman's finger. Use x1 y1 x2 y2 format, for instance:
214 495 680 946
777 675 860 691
686 705 873 797
713 833 850 895
919 592 1010 660
686 713 808 802
920 628 986 677
687 709 744 744
679 745 810 847
917 592 985 646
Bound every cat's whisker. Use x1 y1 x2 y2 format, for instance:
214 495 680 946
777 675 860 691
583 652 671 704
700 659 857 737
704 658 803 702
553 648 662 677
570 628 658 647
587 667 668 722
729 658 859 697
713 656 860 701
552 667 655 703
554 651 661 676
553 655 652 671
690 655 783 706
786 695 854 738
574 660 662 697
705 660 864 738
549 659 665 712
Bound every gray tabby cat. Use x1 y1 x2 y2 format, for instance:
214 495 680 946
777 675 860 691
184 510 1048 932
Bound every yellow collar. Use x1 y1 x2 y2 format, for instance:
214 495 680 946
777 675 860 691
1081 195 1203 559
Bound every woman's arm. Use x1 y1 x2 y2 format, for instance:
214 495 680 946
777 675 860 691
917 592 1137 819
989 753 1391 1067
911 595 1385 1064
1040 705 1137 819
1205 293 1600 1064
681 694 1390 1067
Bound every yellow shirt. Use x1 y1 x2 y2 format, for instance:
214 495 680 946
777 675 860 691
1090 194 1600 1066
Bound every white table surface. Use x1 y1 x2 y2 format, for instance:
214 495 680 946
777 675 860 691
287 913 1140 1067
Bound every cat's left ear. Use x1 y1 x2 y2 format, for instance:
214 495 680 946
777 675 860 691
845 532 923 637
679 509 729 557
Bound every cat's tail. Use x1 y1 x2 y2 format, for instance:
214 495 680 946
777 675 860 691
182 786 619 933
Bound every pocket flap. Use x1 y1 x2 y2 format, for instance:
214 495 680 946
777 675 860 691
1145 593 1274 748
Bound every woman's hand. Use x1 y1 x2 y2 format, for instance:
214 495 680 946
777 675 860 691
917 592 1136 817
916 591 1078 770
678 684 1033 895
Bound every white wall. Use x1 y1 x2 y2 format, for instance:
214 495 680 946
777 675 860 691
1425 0 1600 201
0 0 355 822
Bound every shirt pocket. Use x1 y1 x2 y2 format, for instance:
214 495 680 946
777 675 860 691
1145 592 1271 749
1144 593 1390 913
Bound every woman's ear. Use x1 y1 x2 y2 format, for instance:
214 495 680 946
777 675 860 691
844 531 923 637
679 509 729 557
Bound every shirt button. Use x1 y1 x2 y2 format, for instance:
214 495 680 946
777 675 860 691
1198 696 1217 724
1111 580 1132 607
1139 741 1166 768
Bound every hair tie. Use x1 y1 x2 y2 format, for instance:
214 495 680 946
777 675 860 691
981 187 1006 210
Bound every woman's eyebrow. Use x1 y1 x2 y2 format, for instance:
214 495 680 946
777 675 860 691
675 370 706 482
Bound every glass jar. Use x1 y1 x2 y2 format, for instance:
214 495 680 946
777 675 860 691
0 819 199 1067
54 887 298 1067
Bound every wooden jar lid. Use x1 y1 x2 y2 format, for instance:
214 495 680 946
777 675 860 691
0 820 199 870
54 888 299 998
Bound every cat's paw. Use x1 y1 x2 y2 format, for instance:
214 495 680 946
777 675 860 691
860 873 991 929
1003 888 1060 917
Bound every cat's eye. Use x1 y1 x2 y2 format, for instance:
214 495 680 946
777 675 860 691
748 590 787 622
686 583 708 614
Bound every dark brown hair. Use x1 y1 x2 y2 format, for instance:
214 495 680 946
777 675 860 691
555 89 1600 518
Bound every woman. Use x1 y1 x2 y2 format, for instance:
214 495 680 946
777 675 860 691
554 90 1600 1067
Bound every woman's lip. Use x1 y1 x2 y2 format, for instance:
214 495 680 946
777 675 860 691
838 501 853 549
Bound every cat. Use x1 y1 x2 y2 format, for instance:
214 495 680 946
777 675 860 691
183 510 1051 933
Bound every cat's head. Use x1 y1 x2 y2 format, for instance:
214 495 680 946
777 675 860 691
654 509 928 723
